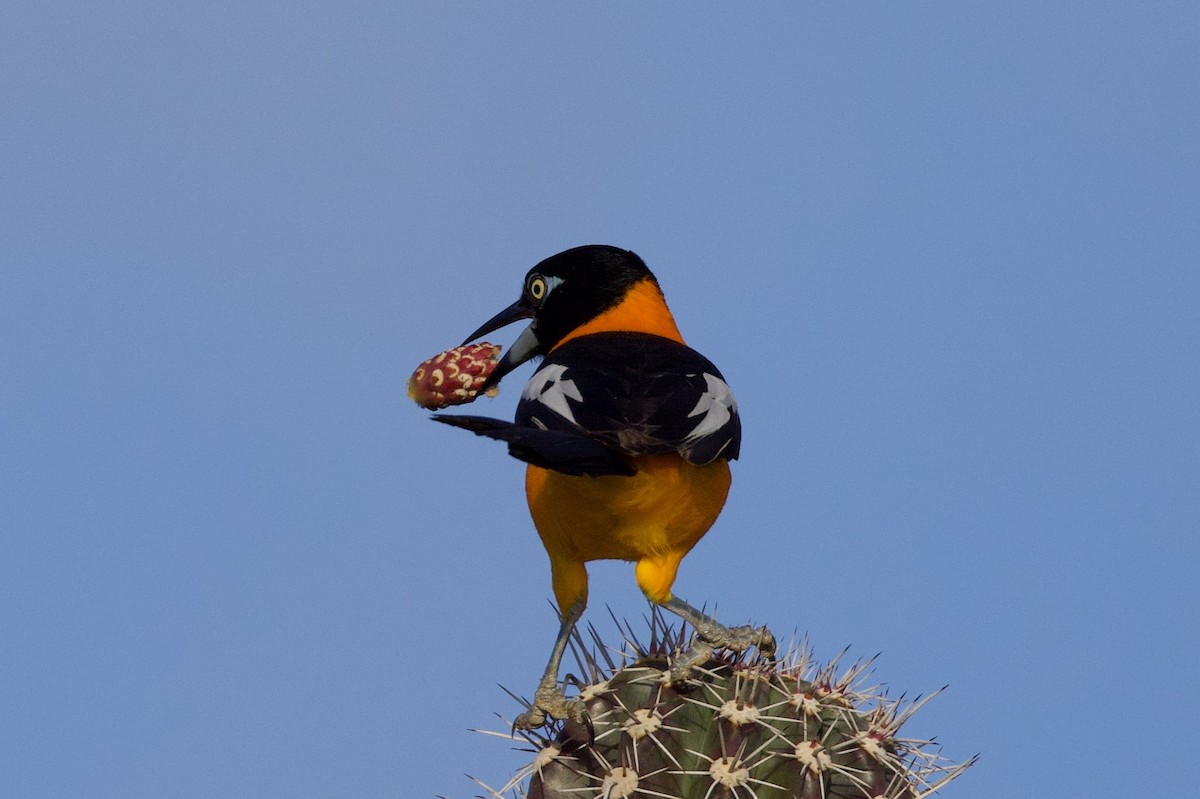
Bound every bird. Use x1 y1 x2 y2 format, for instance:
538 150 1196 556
432 244 774 729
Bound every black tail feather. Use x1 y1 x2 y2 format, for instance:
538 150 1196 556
430 415 635 477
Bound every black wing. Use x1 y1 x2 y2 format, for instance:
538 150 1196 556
430 415 635 477
515 332 740 465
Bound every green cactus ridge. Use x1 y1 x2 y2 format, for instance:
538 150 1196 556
477 614 974 799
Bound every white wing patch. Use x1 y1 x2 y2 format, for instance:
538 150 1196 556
523 364 584 426
686 373 737 442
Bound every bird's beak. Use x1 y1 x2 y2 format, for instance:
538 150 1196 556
462 298 540 390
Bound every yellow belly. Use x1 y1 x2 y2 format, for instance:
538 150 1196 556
525 454 732 610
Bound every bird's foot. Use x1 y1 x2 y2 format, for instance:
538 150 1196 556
669 624 776 686
513 684 587 731
669 637 714 685
711 623 777 658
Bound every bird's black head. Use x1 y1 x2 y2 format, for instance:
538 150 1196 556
517 245 656 348
462 245 658 388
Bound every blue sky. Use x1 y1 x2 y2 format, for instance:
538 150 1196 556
2 3 1197 797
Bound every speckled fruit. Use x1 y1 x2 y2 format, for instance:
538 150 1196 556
407 342 501 410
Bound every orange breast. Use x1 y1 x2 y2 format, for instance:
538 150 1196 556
524 456 731 564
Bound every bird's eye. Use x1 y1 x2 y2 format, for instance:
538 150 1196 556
528 276 547 301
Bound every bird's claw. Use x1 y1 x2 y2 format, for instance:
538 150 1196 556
720 623 776 658
669 638 714 686
514 685 587 731
669 624 776 686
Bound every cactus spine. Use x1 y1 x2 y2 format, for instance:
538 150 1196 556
476 614 973 799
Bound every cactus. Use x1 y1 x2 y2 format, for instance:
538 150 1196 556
474 613 973 799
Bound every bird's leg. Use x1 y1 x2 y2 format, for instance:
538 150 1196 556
513 597 588 730
658 595 776 684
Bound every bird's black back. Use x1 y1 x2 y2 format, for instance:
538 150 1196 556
516 332 741 466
